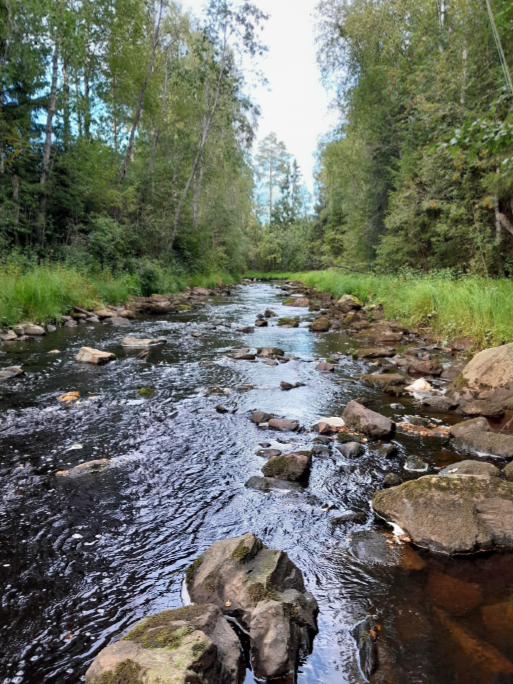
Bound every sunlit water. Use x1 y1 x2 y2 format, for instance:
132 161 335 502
1 283 513 684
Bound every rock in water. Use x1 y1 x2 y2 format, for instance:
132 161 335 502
439 460 500 478
453 431 513 459
449 416 491 438
315 362 335 371
343 400 395 439
257 347 284 358
372 475 513 555
76 347 116 365
185 533 318 681
85 604 244 684
309 317 331 332
268 417 299 432
350 615 378 680
262 451 312 482
0 366 24 381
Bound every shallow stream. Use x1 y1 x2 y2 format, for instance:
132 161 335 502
1 283 513 684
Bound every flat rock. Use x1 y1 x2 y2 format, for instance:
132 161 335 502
245 476 302 493
185 534 318 681
421 395 459 411
404 456 429 473
122 337 164 347
19 324 46 336
237 326 255 333
283 297 310 307
250 410 272 424
343 400 395 439
356 347 396 359
450 416 491 438
63 319 77 328
453 431 513 459
0 366 24 380
255 448 282 459
262 451 312 482
257 347 284 358
439 460 500 478
315 362 335 371
93 309 115 319
0 330 18 341
315 416 345 434
60 459 114 478
85 604 243 684
268 418 299 432
118 309 135 319
372 474 513 554
277 317 299 328
360 373 406 389
336 442 365 458
102 316 129 327
458 399 504 418
76 347 116 365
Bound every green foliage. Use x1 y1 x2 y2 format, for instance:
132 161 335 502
314 0 513 274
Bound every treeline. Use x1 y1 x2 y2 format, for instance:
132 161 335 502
0 0 266 280
313 0 513 275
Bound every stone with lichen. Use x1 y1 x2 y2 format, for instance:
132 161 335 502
185 533 318 681
85 603 243 684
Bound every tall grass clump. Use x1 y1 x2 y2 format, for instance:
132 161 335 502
248 268 513 348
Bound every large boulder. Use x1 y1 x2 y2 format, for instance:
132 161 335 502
261 451 312 482
336 294 362 314
372 474 513 554
458 399 504 418
250 410 272 424
448 343 513 404
185 534 318 681
85 604 243 684
76 347 116 365
343 400 395 438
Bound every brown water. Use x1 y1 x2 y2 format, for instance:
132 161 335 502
1 283 513 684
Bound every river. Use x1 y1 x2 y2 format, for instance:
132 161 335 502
1 283 512 684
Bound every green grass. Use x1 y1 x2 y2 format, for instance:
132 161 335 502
247 269 513 348
0 263 236 327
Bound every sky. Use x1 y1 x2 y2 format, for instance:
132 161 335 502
179 0 337 192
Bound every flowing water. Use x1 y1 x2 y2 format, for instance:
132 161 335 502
1 283 513 684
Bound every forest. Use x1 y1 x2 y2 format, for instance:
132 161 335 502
1 0 513 313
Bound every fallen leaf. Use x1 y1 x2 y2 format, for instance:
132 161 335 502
56 470 69 475
49 349 60 354
225 601 232 607
376 624 381 631
64 633 74 640
369 629 377 638
58 391 80 404
69 444 83 450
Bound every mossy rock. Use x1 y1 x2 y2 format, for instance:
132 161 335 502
137 387 155 398
277 317 299 328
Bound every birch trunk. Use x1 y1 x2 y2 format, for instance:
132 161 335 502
37 40 59 240
120 0 164 180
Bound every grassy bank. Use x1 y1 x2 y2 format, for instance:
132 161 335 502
246 269 513 348
0 263 236 327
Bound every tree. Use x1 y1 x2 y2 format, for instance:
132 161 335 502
255 132 290 226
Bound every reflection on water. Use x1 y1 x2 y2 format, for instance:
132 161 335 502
1 283 513 684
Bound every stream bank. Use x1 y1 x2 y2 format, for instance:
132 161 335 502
1 282 513 684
